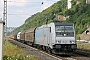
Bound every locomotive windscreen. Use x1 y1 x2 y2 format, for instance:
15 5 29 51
55 25 74 37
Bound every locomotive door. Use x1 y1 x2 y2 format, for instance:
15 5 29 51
47 27 51 47
43 27 50 46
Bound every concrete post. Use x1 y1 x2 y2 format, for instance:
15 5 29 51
0 20 5 60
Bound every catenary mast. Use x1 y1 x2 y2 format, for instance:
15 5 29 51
3 0 7 37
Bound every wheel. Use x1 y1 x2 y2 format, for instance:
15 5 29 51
43 46 46 51
47 47 52 53
22 41 25 44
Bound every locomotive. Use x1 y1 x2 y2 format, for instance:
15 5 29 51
12 21 77 54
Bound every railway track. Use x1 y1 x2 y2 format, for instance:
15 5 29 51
8 39 90 60
74 49 90 57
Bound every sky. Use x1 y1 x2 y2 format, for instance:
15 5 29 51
0 0 59 27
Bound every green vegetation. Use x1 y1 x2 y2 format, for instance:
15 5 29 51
11 0 90 39
3 41 42 60
65 0 90 34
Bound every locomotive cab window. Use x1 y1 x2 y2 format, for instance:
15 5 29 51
55 25 74 37
55 26 64 32
64 26 74 32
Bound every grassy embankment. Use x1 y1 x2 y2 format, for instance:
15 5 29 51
77 43 90 51
3 40 42 60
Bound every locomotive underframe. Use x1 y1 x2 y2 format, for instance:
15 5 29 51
52 44 77 54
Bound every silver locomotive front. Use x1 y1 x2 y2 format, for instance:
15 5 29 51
52 23 77 53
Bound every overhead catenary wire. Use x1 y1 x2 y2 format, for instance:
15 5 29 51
8 14 30 15
7 0 57 3
7 1 40 3
7 0 58 16
6 0 58 27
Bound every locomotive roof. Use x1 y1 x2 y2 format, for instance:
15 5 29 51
53 21 73 26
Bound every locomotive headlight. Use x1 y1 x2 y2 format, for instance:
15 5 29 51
55 40 59 43
55 40 61 43
70 41 75 44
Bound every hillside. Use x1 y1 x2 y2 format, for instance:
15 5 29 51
11 0 90 39
7 27 16 36
65 0 90 34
